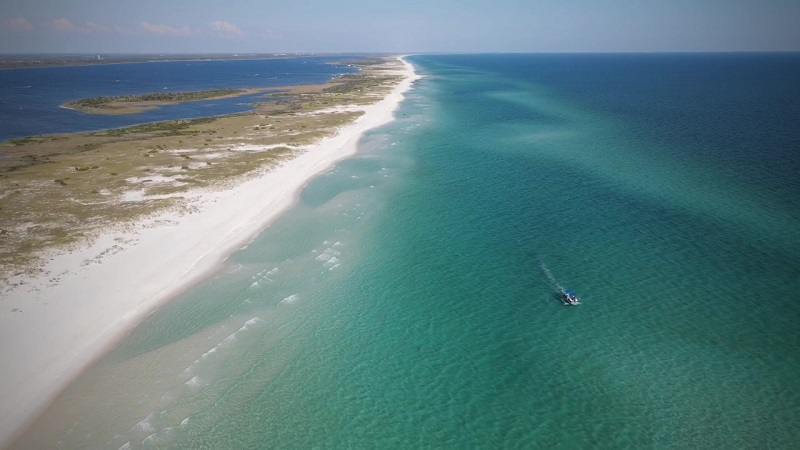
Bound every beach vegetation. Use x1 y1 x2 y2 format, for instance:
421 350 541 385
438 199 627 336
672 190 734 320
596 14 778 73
64 90 244 114
9 137 45 146
0 57 404 279
76 143 102 152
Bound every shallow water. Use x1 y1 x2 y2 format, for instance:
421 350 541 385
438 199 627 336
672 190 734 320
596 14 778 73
16 54 800 449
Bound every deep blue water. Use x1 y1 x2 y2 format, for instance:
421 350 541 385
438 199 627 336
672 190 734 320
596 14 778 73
16 54 800 448
0 56 357 142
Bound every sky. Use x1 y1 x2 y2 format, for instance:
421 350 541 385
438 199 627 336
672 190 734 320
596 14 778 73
1 0 799 54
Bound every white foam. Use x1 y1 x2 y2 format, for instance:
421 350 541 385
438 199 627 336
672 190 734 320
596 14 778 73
280 294 299 305
249 267 278 288
158 391 176 405
251 269 265 279
204 346 218 357
220 333 237 346
316 247 341 262
133 415 156 433
184 376 205 389
324 257 341 269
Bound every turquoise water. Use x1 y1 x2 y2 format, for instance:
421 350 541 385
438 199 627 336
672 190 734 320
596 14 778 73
16 54 800 448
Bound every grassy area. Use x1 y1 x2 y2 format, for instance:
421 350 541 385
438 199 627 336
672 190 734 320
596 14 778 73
62 89 273 115
97 117 218 137
65 89 243 110
0 57 405 279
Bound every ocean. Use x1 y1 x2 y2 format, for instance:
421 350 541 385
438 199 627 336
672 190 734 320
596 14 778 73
15 54 800 448
0 56 357 142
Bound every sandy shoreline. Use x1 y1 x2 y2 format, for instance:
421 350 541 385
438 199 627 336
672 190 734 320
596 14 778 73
0 57 419 447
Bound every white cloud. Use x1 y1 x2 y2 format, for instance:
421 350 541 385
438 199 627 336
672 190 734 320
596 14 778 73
210 21 244 38
86 21 110 33
50 18 113 34
2 17 34 33
51 18 84 33
140 21 198 37
113 25 136 36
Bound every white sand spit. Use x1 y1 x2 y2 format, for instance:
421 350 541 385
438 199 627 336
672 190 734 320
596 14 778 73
0 57 420 446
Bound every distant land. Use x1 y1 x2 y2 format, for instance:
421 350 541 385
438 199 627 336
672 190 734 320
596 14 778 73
0 53 379 70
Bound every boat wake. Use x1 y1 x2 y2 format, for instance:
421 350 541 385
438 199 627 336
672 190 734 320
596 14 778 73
533 252 580 305
539 261 566 295
532 252 566 295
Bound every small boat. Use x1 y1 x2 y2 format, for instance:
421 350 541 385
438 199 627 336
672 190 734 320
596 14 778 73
562 290 580 306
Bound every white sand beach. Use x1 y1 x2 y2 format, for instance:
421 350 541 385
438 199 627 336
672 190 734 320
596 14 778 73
0 57 419 447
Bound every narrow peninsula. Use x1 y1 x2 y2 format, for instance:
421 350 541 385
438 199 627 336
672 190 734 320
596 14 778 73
0 56 419 446
63 89 254 115
1 58 405 277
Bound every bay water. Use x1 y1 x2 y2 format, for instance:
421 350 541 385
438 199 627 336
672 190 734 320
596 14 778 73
0 56 356 142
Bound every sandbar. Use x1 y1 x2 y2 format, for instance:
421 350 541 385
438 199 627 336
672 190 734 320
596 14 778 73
62 88 271 115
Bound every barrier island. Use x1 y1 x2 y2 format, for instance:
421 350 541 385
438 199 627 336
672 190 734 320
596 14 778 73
63 89 260 115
